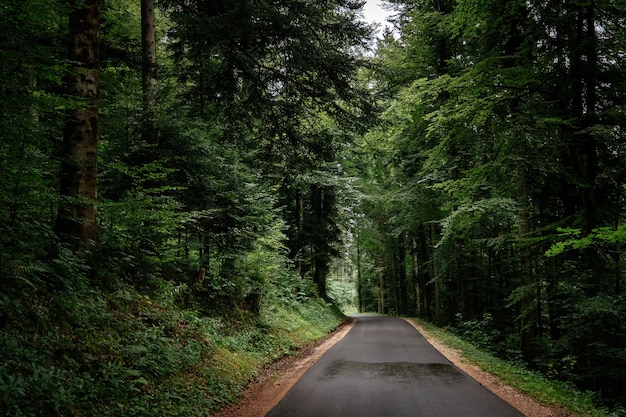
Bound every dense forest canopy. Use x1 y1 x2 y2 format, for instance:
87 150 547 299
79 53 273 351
1 0 626 415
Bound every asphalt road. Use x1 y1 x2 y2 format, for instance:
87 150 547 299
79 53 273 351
265 315 525 417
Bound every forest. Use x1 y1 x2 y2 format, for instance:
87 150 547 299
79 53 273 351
1 0 625 415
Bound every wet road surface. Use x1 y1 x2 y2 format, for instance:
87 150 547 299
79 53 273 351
265 315 525 417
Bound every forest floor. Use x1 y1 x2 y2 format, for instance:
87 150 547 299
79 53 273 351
214 317 569 417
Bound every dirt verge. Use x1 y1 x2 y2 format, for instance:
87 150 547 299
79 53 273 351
213 319 355 417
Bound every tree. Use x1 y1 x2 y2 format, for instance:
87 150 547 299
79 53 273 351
141 0 157 145
161 0 373 297
55 0 101 251
357 0 626 403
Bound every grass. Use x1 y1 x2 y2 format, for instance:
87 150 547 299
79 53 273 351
193 296 345 413
412 318 625 417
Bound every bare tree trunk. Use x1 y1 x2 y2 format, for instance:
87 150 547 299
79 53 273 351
388 240 398 315
517 160 535 362
397 233 408 315
295 188 304 276
411 237 421 316
56 0 101 251
357 228 363 313
312 185 328 299
430 222 440 324
378 263 385 314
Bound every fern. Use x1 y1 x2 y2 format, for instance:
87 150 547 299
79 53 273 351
2 261 51 290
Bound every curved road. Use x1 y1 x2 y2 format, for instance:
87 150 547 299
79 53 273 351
266 315 524 417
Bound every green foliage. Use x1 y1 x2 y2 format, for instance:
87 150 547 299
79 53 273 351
546 226 626 257
7 0 626 413
2 0 359 415
0 265 344 417
452 313 503 354
354 0 626 408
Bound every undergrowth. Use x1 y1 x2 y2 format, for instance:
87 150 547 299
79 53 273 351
0 268 344 417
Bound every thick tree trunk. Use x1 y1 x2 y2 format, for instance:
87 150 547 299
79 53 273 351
55 0 101 251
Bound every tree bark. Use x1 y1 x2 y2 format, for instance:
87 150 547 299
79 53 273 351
430 222 440 324
397 233 408 315
388 238 399 315
55 0 101 251
357 227 363 313
517 161 535 362
411 237 421 316
295 188 304 276
378 260 385 314
312 185 328 299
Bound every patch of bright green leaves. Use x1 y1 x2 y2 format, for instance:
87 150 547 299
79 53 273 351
546 225 626 257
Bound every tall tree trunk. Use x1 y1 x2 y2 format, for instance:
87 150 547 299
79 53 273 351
388 239 399 314
141 0 158 145
397 233 408 315
295 188 304 276
430 222 440 324
419 225 431 319
357 228 363 313
411 237 421 316
378 259 385 314
312 185 328 299
517 155 535 362
56 0 101 251
579 3 600 294
456 237 468 319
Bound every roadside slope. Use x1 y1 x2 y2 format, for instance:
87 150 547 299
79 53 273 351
214 319 355 417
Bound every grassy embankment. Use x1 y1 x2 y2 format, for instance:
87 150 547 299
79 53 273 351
1 279 344 417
